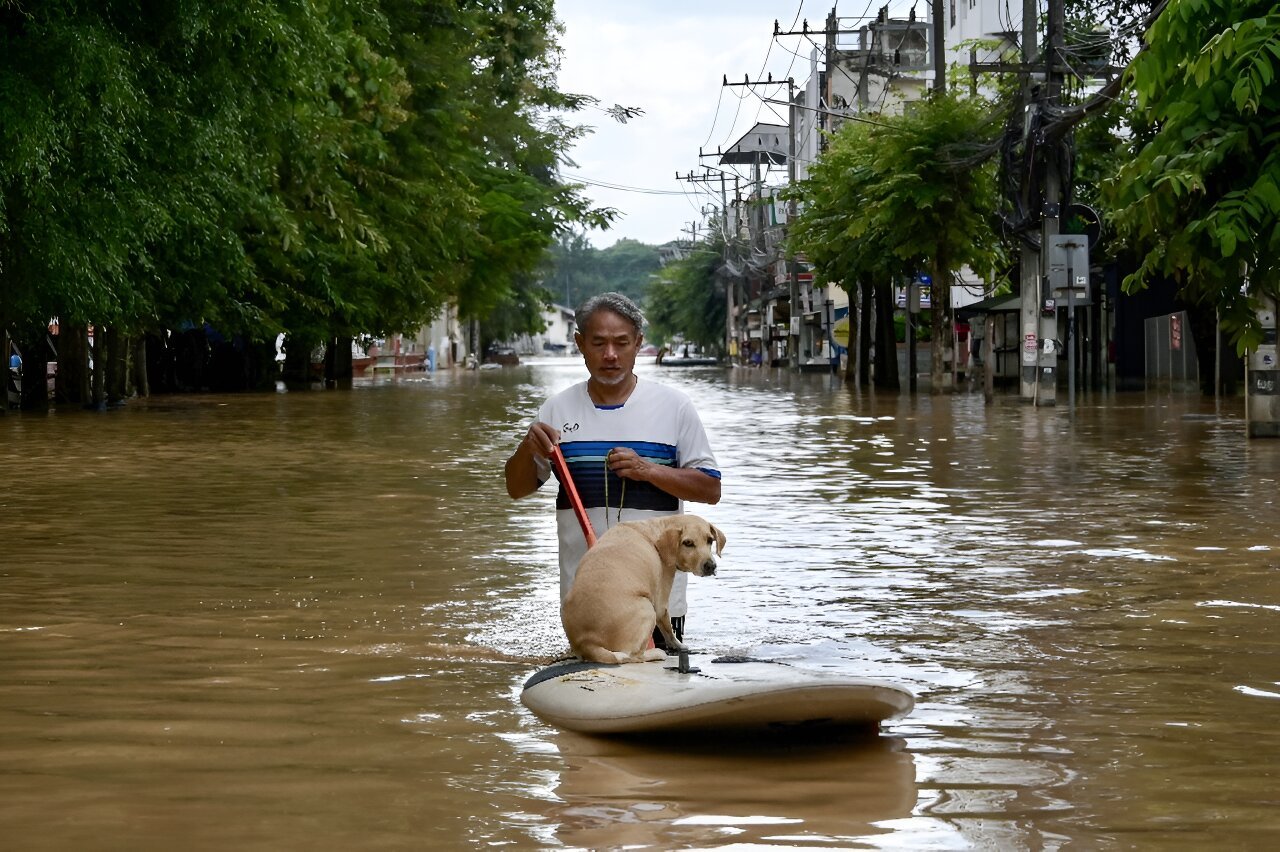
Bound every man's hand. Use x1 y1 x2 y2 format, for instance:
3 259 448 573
605 447 650 480
505 421 560 499
522 422 560 459
606 447 721 505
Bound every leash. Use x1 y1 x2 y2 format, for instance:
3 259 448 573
603 453 625 529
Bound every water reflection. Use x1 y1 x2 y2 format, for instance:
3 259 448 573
545 732 916 849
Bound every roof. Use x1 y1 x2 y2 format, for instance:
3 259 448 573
957 292 1021 317
719 123 789 166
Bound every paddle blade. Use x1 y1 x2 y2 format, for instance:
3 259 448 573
549 445 597 548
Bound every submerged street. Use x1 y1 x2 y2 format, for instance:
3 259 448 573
2 362 1278 849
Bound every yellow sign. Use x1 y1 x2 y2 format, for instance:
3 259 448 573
831 316 850 349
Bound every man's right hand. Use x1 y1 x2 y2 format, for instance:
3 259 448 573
520 422 560 460
505 421 560 498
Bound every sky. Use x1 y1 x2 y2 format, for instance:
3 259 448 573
553 0 924 248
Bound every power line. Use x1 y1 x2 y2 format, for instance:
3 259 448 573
562 173 691 196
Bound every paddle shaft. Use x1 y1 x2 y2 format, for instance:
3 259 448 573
549 445 596 548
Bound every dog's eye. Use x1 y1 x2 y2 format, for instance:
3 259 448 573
682 539 694 547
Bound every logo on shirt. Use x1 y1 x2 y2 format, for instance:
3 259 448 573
562 422 579 433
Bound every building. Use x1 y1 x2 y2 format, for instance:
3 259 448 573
511 303 577 356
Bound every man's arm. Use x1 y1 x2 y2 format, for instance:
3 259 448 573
505 422 559 499
605 448 721 505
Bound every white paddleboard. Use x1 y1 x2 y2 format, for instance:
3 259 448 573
521 653 914 735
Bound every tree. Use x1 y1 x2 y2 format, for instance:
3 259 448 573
544 231 606 309
790 89 1005 392
542 232 660 312
594 238 662 304
645 238 726 352
1 0 617 403
1105 0 1280 353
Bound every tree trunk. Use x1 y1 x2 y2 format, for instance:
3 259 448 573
281 335 314 389
984 314 995 404
326 335 354 387
104 324 128 406
930 255 952 394
56 322 91 405
144 332 175 394
2 330 12 412
91 326 106 409
873 279 899 390
132 335 149 398
1186 300 1241 396
842 284 858 384
858 278 873 386
17 325 50 411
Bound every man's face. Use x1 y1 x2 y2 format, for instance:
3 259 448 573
575 309 642 386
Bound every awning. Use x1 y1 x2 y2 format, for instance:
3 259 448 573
719 123 789 166
957 292 1021 318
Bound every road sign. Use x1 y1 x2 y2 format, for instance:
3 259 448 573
1049 235 1091 305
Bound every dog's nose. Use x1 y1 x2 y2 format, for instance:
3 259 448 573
703 561 717 576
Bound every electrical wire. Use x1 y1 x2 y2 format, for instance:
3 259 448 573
715 1 801 152
562 173 694 196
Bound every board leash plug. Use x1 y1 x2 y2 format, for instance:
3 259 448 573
676 649 700 674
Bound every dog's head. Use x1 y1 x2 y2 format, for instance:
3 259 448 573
657 515 726 577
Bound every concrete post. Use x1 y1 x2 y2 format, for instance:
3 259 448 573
1247 295 1278 438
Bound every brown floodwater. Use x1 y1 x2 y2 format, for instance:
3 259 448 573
2 360 1277 850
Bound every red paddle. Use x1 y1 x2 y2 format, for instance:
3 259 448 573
549 445 597 548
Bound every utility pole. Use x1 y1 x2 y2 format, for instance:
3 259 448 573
677 167 738 358
720 74 800 368
786 76 804 370
675 167 734 239
1037 0 1067 406
1016 0 1045 404
931 0 945 93
770 10 933 374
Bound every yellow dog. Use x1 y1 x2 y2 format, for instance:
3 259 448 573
561 515 726 664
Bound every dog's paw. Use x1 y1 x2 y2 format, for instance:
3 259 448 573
642 648 668 662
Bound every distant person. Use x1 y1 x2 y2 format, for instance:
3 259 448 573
9 350 20 373
427 343 436 373
505 292 721 648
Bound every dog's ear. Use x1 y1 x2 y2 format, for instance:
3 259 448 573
656 524 683 565
710 524 726 555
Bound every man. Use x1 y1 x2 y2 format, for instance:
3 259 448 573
505 292 721 645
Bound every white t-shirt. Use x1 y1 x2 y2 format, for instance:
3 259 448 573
533 378 720 616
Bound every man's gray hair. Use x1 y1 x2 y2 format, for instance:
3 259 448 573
575 292 645 335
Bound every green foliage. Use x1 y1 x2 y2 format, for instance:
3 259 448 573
791 91 1004 294
545 231 608 307
0 0 613 363
1070 96 1131 220
645 238 726 351
478 275 556 352
1104 0 1280 352
543 231 661 308
789 88 1005 388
